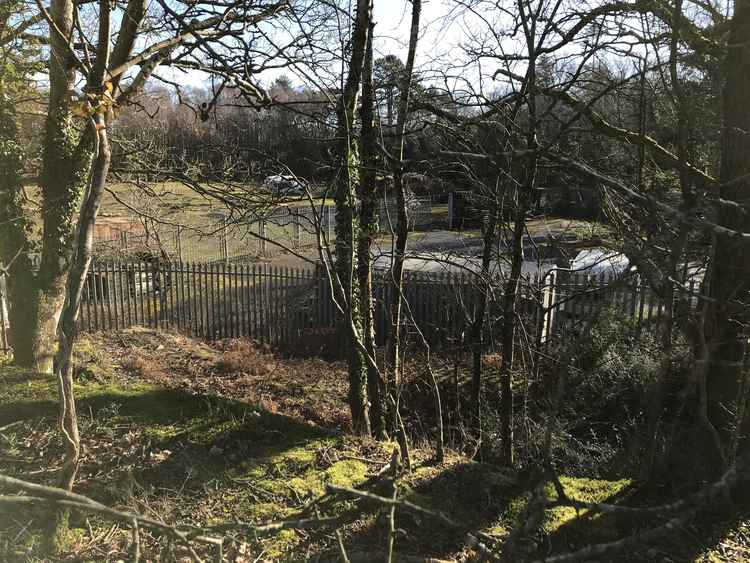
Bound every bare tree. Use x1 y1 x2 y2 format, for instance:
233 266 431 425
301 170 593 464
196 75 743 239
333 0 373 436
359 26 387 438
385 0 422 433
4 0 285 374
0 3 290 549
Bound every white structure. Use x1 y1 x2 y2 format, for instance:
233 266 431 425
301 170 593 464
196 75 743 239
263 174 305 196
570 247 631 279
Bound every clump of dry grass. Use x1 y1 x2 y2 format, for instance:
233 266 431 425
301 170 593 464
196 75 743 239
98 329 351 430
120 354 168 381
213 339 278 376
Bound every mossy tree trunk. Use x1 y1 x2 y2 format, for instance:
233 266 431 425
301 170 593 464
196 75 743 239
334 0 373 437
0 0 89 374
0 0 97 375
56 111 111 492
358 27 386 439
0 94 43 368
53 0 115 495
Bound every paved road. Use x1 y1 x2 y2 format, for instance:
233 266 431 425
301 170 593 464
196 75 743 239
267 219 592 275
370 228 575 275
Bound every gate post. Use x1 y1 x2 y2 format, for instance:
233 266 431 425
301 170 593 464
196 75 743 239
260 219 267 255
538 270 557 348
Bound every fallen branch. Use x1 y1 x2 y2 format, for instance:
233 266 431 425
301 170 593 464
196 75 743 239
0 472 348 561
326 484 458 528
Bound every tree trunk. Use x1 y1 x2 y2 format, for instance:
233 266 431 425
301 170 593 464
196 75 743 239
29 0 93 374
334 0 372 437
46 2 113 551
359 26 386 439
55 111 111 490
498 1 540 466
704 0 750 458
498 186 528 467
0 95 58 373
469 192 500 443
386 0 421 435
8 287 64 373
0 75 65 376
643 0 693 477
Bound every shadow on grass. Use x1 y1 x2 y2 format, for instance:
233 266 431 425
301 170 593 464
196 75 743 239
0 365 333 490
1 364 367 560
535 479 749 562
329 458 521 561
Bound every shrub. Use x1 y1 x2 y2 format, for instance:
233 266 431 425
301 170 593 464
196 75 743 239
531 309 689 477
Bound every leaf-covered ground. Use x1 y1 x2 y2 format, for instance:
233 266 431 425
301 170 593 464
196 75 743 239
0 329 747 561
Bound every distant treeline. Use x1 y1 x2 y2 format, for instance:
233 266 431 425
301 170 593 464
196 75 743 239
110 61 720 221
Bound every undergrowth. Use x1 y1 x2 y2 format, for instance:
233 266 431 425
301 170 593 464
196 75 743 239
0 328 745 562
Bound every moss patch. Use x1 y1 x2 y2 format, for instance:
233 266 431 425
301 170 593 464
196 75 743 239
545 476 632 533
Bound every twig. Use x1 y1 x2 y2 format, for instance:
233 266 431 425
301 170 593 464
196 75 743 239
0 420 24 433
336 529 351 563
131 518 141 563
386 480 397 563
325 484 458 528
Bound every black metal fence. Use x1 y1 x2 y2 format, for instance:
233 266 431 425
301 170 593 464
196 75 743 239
0 262 692 358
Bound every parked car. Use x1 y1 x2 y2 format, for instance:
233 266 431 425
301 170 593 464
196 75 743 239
263 174 306 197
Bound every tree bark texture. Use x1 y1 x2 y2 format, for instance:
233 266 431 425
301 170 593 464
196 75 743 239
334 0 372 436
705 0 750 457
358 26 386 439
385 0 421 430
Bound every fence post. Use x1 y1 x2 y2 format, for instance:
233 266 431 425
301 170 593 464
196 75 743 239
326 206 333 241
447 192 454 229
221 216 229 264
0 269 8 354
175 226 183 263
629 275 639 319
293 213 301 249
541 270 556 347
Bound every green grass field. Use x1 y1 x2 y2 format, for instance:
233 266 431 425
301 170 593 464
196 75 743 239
21 179 605 265
90 181 335 262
